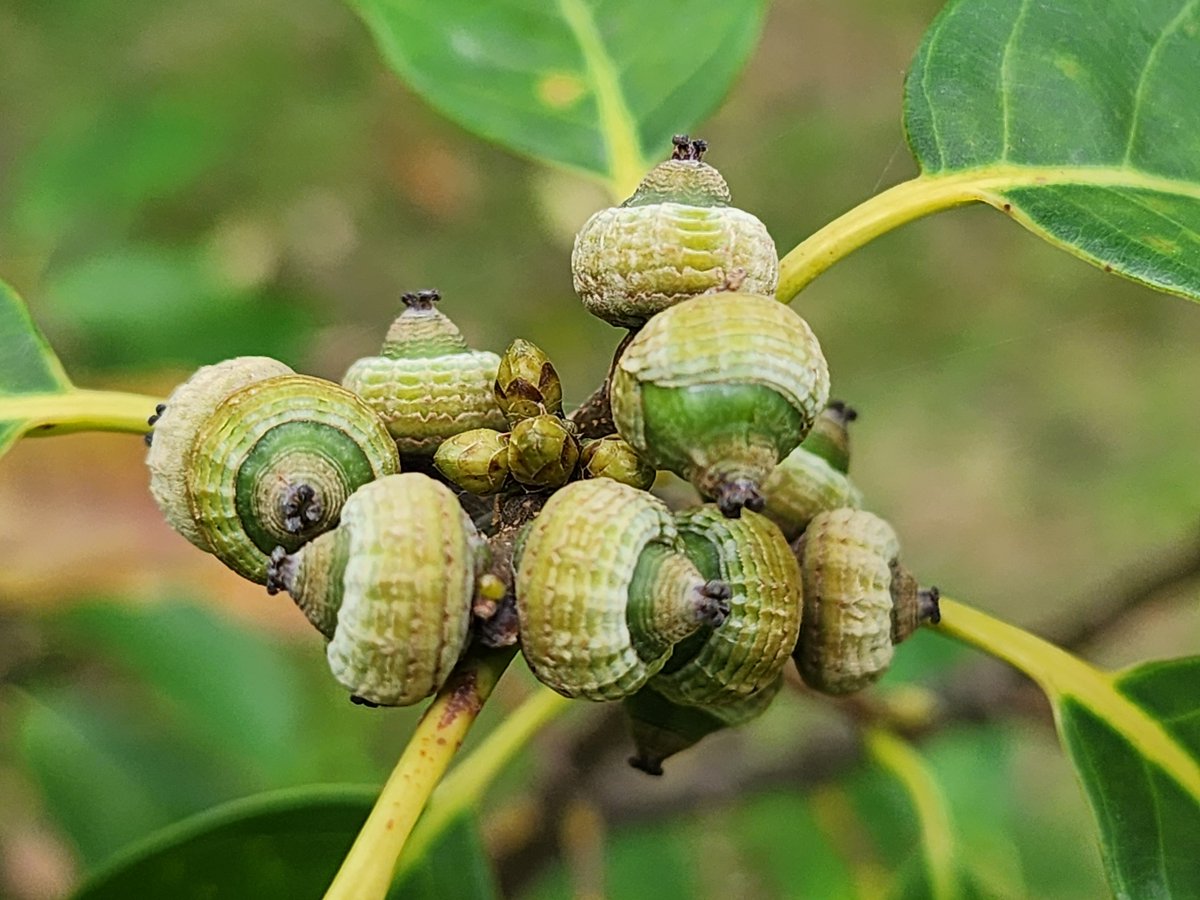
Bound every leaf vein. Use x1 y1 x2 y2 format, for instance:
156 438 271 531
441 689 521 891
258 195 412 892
1123 0 1200 166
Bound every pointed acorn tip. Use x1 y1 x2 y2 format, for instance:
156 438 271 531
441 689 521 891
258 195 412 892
628 754 665 776
920 586 942 625
400 288 441 310
281 482 323 534
826 399 859 423
716 478 764 518
670 134 707 161
699 580 732 626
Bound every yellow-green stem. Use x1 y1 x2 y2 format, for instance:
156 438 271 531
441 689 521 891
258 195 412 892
396 687 573 878
323 646 517 900
776 174 985 303
3 389 162 437
865 728 959 900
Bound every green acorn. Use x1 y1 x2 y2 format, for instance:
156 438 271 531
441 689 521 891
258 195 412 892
793 509 941 695
515 480 731 700
494 338 563 426
763 401 863 541
611 292 830 517
267 473 486 706
624 677 782 776
572 136 779 328
147 358 400 584
342 290 506 456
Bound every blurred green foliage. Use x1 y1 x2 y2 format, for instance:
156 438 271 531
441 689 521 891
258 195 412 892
2 0 1199 897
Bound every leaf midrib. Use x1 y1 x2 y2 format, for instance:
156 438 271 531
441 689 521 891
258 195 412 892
924 163 1200 202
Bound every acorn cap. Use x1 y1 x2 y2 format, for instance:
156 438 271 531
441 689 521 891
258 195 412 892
623 135 731 208
381 290 470 359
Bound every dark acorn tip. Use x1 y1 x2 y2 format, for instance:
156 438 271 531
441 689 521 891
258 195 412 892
155 403 167 415
700 580 732 626
920 586 942 625
628 754 665 777
265 546 290 596
282 483 323 534
716 478 764 518
400 288 441 309
349 694 381 708
669 134 707 162
826 399 858 423
143 432 153 446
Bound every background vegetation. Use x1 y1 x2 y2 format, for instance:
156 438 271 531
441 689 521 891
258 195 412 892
1 0 1197 897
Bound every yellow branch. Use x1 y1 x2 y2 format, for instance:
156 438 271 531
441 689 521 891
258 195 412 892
865 728 959 900
2 389 162 437
934 598 1200 799
776 164 1200 304
396 686 573 879
323 646 517 900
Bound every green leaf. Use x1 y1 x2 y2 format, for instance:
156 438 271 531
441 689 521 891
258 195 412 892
391 816 498 900
1059 658 1200 898
0 277 159 457
904 0 1200 303
18 688 254 868
937 600 1200 900
0 277 73 455
349 0 767 198
51 602 319 789
72 786 376 900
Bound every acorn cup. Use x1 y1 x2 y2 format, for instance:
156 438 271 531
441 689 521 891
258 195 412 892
341 289 506 456
572 135 779 328
763 401 864 541
266 473 487 707
792 508 941 694
146 357 400 584
624 676 782 776
610 291 830 518
515 480 732 701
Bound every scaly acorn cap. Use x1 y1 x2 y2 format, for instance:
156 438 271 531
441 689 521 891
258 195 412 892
515 480 731 700
266 473 485 706
579 434 656 491
792 508 940 695
762 402 862 541
184 374 400 583
494 338 563 426
342 290 506 456
649 507 802 706
571 136 778 328
434 428 511 495
610 292 830 518
507 414 580 489
624 676 782 776
147 356 294 551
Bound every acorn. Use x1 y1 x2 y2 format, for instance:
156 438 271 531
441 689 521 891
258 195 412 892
792 508 941 694
572 135 779 327
266 473 487 706
763 401 863 541
515 480 731 700
341 290 506 456
146 357 400 583
610 292 830 517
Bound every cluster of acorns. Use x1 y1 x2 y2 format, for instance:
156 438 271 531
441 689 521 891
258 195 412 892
145 136 941 774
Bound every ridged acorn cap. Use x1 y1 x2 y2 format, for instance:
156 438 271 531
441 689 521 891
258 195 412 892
611 292 830 517
515 480 730 701
571 136 778 328
649 507 802 706
342 291 506 455
793 508 940 694
267 473 483 706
